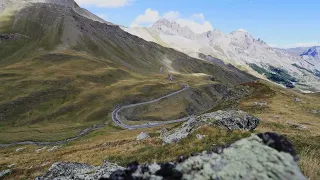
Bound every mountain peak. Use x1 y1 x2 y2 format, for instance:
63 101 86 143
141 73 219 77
151 19 198 39
152 19 182 29
301 46 320 58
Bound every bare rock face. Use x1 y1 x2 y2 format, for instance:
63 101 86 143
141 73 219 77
37 133 306 180
163 110 260 144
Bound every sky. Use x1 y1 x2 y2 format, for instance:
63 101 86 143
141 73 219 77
75 0 320 48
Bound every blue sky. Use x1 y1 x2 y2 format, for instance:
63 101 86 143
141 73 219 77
75 0 320 48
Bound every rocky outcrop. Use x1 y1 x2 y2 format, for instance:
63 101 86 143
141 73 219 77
37 133 306 180
311 109 320 114
136 132 151 141
163 110 260 144
36 161 124 180
0 33 30 41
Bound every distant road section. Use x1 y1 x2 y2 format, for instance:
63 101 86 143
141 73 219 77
112 84 190 129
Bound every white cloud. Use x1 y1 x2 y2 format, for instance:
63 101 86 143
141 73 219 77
75 0 134 8
269 42 320 48
131 9 214 33
163 11 180 21
192 13 205 21
130 8 160 27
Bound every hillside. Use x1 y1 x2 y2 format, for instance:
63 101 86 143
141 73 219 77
122 19 320 92
0 1 254 143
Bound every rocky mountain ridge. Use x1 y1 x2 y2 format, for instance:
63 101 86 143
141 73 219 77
122 19 320 92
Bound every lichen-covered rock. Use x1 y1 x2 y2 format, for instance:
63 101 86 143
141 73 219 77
136 132 151 141
106 133 306 180
163 110 260 144
37 133 306 180
36 161 124 180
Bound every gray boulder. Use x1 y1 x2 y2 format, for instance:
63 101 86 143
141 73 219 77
294 98 301 102
36 161 124 180
163 110 260 144
0 169 11 179
136 132 150 141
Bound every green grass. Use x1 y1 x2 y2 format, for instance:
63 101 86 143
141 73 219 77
106 127 251 165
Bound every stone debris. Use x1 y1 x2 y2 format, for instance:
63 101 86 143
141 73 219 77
36 146 47 153
253 102 268 106
37 133 306 180
47 146 61 152
163 110 260 144
294 98 301 102
15 147 26 152
41 162 51 167
286 121 307 130
7 164 15 168
136 132 151 141
196 134 205 140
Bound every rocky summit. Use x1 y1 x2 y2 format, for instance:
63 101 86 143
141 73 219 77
36 132 306 180
163 110 260 144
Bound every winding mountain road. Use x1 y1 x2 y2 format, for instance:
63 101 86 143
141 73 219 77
112 84 190 129
0 84 190 148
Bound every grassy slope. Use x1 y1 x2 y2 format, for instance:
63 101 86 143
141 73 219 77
0 4 254 143
1 81 319 179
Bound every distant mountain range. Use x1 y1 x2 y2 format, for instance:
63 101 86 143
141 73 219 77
122 19 320 91
276 47 311 57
